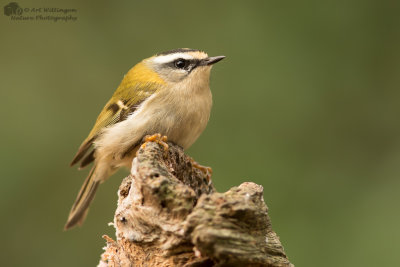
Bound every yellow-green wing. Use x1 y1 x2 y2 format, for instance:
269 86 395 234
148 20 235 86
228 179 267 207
70 81 158 167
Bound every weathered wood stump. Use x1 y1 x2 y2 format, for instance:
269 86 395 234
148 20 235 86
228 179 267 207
98 141 293 267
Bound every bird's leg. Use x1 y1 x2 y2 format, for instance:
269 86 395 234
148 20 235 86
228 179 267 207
190 158 213 184
141 133 169 152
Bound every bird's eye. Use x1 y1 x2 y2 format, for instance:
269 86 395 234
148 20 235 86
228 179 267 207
174 59 187 69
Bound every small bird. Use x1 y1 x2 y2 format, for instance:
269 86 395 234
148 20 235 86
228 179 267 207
65 48 225 230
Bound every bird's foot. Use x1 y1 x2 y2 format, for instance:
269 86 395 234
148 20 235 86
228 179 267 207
190 159 213 184
141 133 169 152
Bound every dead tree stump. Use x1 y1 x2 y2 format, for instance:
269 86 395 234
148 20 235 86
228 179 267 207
98 141 293 267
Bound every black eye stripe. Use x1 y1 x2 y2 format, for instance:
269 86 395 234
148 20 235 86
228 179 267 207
169 59 201 72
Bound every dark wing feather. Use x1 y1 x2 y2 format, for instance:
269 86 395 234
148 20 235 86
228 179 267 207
79 149 95 169
70 81 158 167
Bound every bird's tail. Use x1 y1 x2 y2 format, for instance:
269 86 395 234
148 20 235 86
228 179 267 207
64 165 100 230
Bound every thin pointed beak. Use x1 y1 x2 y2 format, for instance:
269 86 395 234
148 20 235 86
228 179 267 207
200 56 226 66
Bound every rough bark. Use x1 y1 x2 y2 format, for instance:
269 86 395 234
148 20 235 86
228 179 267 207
98 141 293 267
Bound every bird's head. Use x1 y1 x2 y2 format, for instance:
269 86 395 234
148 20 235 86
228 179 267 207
147 48 225 83
125 48 224 86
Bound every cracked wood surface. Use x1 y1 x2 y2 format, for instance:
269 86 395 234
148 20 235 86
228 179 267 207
98 141 293 267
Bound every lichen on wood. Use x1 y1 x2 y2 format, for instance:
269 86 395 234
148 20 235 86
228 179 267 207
98 141 293 267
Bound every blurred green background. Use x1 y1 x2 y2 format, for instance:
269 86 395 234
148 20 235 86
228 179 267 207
1 0 399 266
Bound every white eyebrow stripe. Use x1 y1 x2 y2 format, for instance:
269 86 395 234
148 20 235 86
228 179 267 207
153 53 194 64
